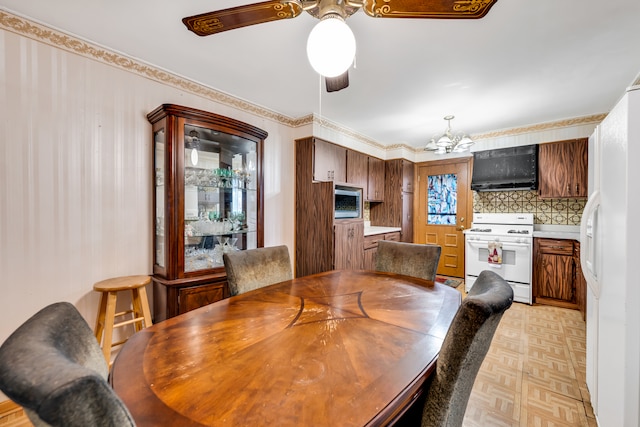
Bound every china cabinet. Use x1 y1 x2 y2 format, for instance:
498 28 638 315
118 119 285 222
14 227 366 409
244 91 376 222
148 104 266 321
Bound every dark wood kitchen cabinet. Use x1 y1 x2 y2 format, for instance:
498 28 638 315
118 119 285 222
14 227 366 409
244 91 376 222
334 219 364 270
313 138 346 182
538 138 588 198
363 231 401 270
148 104 265 321
295 137 339 277
370 159 414 242
367 157 385 202
533 238 585 314
346 149 368 190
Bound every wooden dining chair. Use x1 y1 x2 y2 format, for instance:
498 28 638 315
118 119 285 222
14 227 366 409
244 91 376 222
223 245 293 296
416 269 514 427
0 302 136 426
375 240 442 282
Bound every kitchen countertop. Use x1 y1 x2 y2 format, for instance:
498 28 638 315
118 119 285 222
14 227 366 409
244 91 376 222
364 222 401 237
533 225 580 242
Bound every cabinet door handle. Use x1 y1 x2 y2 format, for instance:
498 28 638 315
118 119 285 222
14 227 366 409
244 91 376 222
575 184 579 194
567 184 570 192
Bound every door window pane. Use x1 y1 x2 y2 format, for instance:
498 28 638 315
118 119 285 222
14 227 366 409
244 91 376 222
427 174 457 225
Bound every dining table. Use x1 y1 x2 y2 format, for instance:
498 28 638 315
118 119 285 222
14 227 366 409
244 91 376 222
110 269 462 427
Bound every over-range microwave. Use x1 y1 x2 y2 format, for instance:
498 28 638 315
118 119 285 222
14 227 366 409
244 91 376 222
334 185 362 219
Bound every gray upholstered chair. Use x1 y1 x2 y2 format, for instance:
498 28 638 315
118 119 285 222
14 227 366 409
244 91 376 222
375 240 442 282
0 302 136 427
223 245 293 296
419 269 514 427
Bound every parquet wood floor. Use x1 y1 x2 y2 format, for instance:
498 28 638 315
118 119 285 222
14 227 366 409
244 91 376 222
455 283 596 427
1 285 595 427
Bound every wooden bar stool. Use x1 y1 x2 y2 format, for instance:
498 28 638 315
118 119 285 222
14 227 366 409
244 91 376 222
93 275 153 364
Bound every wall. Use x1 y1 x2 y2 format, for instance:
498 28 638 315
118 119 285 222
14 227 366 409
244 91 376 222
0 14 299 352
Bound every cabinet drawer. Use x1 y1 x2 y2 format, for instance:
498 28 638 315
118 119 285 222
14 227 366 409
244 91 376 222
384 232 400 241
179 282 225 314
364 235 383 249
537 239 573 255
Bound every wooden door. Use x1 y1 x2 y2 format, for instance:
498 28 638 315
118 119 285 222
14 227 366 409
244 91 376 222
415 159 472 278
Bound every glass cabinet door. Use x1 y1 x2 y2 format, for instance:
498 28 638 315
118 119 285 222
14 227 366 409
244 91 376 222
182 123 258 273
154 129 166 270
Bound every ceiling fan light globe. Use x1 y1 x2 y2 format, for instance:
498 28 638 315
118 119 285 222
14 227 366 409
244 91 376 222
307 17 356 78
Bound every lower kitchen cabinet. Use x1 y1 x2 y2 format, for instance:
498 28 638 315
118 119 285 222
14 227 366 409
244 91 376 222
152 274 229 322
363 232 401 270
533 238 585 316
334 219 365 270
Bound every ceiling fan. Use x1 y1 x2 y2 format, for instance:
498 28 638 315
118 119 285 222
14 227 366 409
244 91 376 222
183 0 498 92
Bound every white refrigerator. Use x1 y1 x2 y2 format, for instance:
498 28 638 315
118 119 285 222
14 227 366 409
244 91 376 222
580 84 640 427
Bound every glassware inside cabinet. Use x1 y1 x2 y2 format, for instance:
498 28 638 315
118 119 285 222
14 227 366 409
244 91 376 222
183 124 258 273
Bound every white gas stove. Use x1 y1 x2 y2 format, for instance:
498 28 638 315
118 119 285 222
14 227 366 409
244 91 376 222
464 213 534 304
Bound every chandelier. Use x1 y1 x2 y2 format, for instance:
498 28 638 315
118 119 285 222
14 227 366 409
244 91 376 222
424 115 475 154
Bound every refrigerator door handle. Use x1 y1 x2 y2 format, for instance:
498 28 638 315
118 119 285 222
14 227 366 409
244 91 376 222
580 190 601 298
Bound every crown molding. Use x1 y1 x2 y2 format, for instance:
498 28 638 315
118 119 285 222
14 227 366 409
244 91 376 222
0 9 299 128
470 114 606 141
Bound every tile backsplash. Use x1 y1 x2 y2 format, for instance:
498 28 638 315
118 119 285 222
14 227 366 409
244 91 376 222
473 190 585 225
365 190 585 225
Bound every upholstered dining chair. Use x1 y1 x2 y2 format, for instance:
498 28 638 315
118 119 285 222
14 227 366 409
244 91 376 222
0 302 136 427
375 240 442 282
223 245 293 296
418 269 514 427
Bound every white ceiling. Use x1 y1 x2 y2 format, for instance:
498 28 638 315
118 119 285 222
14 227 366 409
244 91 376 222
2 0 640 148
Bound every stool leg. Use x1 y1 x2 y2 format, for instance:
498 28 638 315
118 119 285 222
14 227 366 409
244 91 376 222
94 292 108 344
132 287 153 331
101 291 118 363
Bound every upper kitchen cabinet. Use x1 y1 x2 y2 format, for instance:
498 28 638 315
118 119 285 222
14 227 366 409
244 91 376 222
538 138 588 198
346 149 368 190
313 138 347 182
148 104 266 321
367 157 385 202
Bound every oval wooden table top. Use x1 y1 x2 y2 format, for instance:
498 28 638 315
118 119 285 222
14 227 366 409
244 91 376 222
110 269 461 427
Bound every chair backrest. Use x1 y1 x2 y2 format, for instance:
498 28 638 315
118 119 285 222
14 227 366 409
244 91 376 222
0 302 136 427
223 245 293 296
375 240 442 282
420 270 514 427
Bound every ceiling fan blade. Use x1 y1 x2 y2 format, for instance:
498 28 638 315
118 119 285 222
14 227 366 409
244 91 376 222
362 0 498 19
325 71 349 93
183 0 303 36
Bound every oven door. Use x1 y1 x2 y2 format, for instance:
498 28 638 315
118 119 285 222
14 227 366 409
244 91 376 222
465 238 532 284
